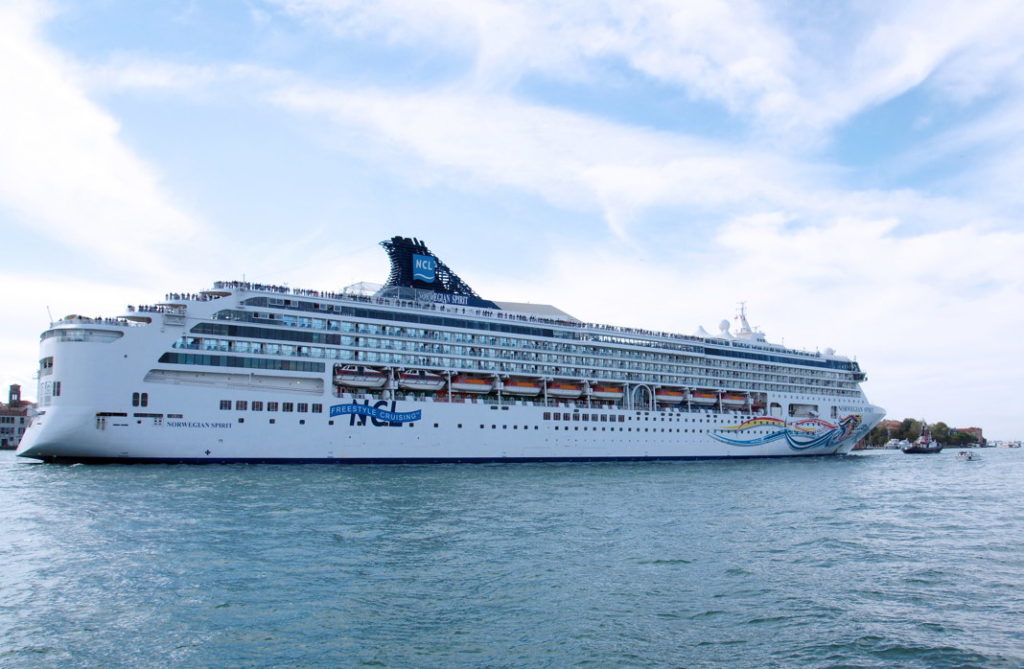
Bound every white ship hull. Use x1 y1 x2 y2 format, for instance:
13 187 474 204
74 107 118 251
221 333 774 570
19 395 881 463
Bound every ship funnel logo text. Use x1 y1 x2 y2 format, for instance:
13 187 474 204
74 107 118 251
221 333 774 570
412 254 436 283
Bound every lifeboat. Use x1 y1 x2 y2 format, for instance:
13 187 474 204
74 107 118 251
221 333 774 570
450 375 494 394
589 384 624 401
398 370 446 392
334 365 388 389
689 391 718 406
547 382 583 399
502 379 543 396
655 388 685 404
721 393 747 408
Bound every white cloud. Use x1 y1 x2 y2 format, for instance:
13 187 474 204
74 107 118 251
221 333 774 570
267 81 1005 245
269 0 799 121
267 0 1024 143
269 83 814 237
0 1 204 281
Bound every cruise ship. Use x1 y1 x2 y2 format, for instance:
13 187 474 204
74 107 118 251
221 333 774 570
18 236 884 463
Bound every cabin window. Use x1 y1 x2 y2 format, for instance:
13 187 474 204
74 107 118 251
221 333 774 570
297 403 309 413
252 401 263 411
312 404 323 413
219 400 231 410
235 400 248 411
268 402 279 412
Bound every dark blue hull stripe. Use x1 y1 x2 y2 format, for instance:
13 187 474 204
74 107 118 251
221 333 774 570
24 453 842 465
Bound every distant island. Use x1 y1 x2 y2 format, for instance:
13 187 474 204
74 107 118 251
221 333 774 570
859 418 984 449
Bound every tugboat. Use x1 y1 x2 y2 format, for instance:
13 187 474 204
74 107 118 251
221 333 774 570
902 424 943 454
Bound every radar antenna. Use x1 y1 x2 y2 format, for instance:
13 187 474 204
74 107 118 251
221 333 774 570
735 301 753 335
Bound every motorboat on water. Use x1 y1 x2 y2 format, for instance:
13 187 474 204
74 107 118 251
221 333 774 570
902 425 943 454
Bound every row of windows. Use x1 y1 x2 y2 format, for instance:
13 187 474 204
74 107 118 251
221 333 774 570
239 299 565 340
207 314 856 379
218 400 324 413
201 314 857 384
159 352 325 373
172 334 858 397
233 298 859 373
542 412 626 422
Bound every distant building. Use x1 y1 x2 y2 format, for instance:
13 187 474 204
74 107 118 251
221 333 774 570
956 426 985 445
0 384 34 450
877 419 903 433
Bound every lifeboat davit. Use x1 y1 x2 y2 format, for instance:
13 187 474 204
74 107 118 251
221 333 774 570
502 379 543 396
655 388 685 404
721 393 747 407
689 391 718 406
547 382 583 399
398 370 446 392
589 384 624 401
334 365 388 389
450 375 494 394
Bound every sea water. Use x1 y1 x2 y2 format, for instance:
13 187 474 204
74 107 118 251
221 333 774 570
1 449 1022 668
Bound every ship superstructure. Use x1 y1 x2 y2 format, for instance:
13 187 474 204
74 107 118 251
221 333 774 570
19 236 884 463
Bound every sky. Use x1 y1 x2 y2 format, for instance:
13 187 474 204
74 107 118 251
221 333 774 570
1 0 1023 439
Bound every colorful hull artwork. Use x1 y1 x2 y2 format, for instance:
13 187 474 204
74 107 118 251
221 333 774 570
712 415 863 451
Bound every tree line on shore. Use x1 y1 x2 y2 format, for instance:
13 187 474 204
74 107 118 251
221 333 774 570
862 418 982 447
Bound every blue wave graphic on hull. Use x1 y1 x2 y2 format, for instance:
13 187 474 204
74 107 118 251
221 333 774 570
712 415 862 451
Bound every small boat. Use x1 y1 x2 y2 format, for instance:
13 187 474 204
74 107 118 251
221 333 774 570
398 370 446 392
334 365 388 389
902 426 943 454
689 391 718 406
589 384 624 401
501 379 543 396
956 450 976 461
450 375 494 394
655 388 685 404
547 382 583 399
720 393 747 408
